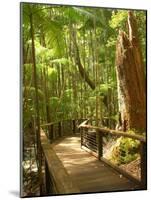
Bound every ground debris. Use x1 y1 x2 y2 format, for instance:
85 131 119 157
120 157 141 180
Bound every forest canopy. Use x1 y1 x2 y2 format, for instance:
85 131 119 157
22 4 146 128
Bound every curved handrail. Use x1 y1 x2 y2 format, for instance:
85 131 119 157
41 119 146 142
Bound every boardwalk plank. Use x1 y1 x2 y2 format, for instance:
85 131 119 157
53 136 140 193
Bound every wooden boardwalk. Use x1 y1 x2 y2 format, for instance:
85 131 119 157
53 135 140 193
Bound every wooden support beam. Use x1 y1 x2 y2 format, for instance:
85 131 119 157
97 130 103 160
49 124 53 142
58 122 62 137
140 142 147 188
72 120 76 134
45 160 52 194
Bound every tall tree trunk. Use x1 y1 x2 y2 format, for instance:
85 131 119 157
43 67 51 128
29 11 42 194
39 30 51 125
115 11 146 132
57 64 61 97
90 30 95 82
72 71 77 118
71 25 95 90
94 22 99 126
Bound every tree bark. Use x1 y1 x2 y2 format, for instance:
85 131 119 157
115 11 146 132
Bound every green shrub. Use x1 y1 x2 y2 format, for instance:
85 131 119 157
110 137 140 165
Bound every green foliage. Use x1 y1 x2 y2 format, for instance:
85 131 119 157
119 138 140 164
22 3 146 130
99 82 116 95
23 86 44 99
47 67 57 80
106 11 127 51
110 137 140 165
45 20 65 57
106 37 116 48
49 97 59 109
50 58 70 65
35 42 53 61
73 7 95 20
135 11 146 63
109 11 127 30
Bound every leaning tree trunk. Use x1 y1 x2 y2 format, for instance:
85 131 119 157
70 24 95 90
115 11 146 132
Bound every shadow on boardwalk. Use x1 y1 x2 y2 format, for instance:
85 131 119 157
53 136 140 193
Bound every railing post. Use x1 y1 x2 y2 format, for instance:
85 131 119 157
58 122 62 137
48 125 51 141
62 120 65 136
140 142 147 188
97 130 103 160
45 160 51 194
49 124 54 142
73 120 76 134
80 128 83 147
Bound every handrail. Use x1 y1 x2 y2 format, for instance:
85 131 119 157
40 122 54 127
79 120 147 188
40 118 88 127
41 119 146 143
78 119 89 128
40 119 146 189
40 119 77 142
80 124 146 143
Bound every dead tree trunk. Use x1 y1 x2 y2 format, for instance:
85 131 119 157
115 11 146 132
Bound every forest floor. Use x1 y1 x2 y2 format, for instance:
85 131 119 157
103 139 141 180
22 146 40 197
120 158 141 180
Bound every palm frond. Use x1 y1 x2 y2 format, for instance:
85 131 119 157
44 20 65 57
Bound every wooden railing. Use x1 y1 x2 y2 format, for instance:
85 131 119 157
40 118 147 194
40 128 80 195
40 119 86 194
41 119 85 143
79 120 147 188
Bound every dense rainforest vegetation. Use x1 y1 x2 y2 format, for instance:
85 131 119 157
22 3 146 197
